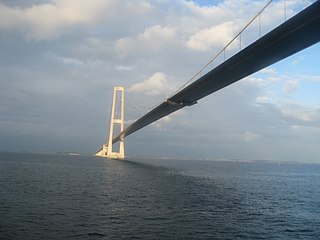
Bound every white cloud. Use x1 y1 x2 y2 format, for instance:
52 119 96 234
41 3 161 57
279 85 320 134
282 80 299 94
116 65 132 71
73 37 114 58
125 1 153 15
138 25 176 50
128 72 174 96
57 56 84 65
152 116 172 129
256 96 272 104
115 37 134 57
242 131 263 142
151 109 187 129
186 21 238 51
297 74 320 82
114 25 176 57
0 0 116 40
182 1 224 17
243 76 267 87
280 104 320 123
260 67 277 75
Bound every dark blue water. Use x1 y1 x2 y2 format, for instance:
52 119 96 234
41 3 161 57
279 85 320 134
0 153 319 239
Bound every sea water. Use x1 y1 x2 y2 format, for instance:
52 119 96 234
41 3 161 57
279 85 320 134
1 152 319 239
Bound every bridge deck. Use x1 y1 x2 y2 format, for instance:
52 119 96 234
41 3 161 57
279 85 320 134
113 1 320 144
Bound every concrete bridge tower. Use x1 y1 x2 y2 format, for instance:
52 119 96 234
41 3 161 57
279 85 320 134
95 86 125 159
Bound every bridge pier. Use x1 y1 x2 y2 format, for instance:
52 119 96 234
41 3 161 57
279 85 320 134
95 86 125 160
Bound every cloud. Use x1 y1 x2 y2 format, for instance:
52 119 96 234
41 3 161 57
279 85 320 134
125 1 153 14
53 56 85 66
115 37 135 57
243 76 267 87
128 72 174 96
138 25 176 49
282 80 299 94
0 0 115 40
186 21 238 51
116 65 132 71
280 103 320 123
256 96 272 104
242 131 263 142
297 74 320 82
152 116 172 129
151 108 187 129
260 67 277 75
114 25 176 58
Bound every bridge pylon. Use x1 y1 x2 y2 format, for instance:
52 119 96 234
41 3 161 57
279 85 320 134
95 86 125 160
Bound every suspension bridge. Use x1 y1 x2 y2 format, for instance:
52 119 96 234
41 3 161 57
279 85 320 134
96 0 320 159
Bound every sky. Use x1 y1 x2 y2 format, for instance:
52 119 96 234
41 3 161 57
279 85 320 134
0 0 319 162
